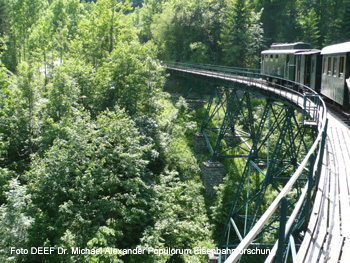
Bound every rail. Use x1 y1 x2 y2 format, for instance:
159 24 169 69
165 61 328 263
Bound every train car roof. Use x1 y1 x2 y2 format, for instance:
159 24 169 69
261 49 311 54
270 42 311 49
321 41 350 54
295 49 321 55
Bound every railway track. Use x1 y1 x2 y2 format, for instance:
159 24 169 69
325 100 350 128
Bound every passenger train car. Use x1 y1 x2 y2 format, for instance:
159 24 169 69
261 41 350 109
261 42 311 81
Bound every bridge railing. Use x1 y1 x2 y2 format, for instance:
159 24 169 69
165 61 261 74
165 61 328 263
224 118 327 263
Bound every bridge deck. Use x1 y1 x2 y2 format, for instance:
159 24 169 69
296 112 350 262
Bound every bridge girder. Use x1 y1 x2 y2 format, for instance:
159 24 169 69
199 84 316 262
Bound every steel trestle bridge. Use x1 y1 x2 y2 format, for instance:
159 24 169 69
165 61 328 263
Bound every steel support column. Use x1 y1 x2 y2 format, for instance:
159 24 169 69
218 101 312 262
201 86 255 162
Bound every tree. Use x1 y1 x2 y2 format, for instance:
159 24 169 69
75 0 133 67
16 62 38 155
0 168 16 205
149 0 223 63
0 179 34 262
338 0 350 42
220 0 252 67
137 171 211 263
299 8 321 48
26 109 153 262
133 0 167 43
279 0 301 43
0 0 17 72
28 8 54 82
0 63 33 172
45 64 80 121
7 0 46 63
95 41 165 115
245 9 265 68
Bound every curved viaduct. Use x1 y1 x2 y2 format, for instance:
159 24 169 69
165 62 349 263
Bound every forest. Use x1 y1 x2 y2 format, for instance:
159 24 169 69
0 0 348 262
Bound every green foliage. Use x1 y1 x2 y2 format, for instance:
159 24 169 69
95 41 165 115
220 0 264 67
72 0 134 67
0 168 16 205
0 179 33 262
6 0 46 63
26 109 153 262
133 0 167 43
137 171 212 263
2 0 349 74
220 0 250 67
45 63 81 121
0 64 34 172
338 0 350 42
210 159 245 239
0 1 218 263
299 8 320 48
59 59 97 114
155 97 199 180
245 9 265 68
16 62 43 154
148 0 223 63
130 97 214 263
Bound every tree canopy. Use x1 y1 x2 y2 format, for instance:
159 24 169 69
0 0 347 262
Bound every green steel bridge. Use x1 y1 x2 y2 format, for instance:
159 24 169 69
165 61 329 263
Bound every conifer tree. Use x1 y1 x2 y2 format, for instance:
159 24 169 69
300 8 321 48
221 0 250 67
339 0 350 42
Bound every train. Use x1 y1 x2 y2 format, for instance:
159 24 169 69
261 41 350 109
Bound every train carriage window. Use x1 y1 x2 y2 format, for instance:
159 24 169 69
340 57 344 78
281 54 285 62
286 55 290 64
323 57 326 74
328 57 331 75
333 57 338 77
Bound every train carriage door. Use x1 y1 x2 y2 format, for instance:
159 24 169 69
296 55 301 83
281 54 285 78
346 54 350 108
285 55 290 79
310 55 316 90
304 55 311 86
